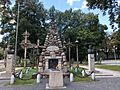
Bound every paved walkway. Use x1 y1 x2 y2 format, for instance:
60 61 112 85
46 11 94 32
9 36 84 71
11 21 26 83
95 68 120 78
0 78 120 90
80 65 120 78
101 60 120 65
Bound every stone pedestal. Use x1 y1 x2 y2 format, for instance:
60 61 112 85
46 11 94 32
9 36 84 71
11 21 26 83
6 54 15 77
46 70 66 89
88 54 95 72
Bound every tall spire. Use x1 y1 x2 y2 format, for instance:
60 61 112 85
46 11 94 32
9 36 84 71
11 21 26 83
49 19 58 35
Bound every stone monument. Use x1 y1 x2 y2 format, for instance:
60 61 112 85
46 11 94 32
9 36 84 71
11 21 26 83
38 20 67 73
6 47 15 77
38 20 67 89
88 45 95 72
20 31 31 68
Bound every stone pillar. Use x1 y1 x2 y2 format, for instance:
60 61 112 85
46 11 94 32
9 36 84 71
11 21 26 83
6 51 15 77
88 45 95 72
88 54 95 72
88 46 95 72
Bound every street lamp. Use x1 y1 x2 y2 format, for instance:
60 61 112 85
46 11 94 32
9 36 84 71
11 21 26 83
68 39 72 67
75 39 79 68
63 39 72 67
15 2 20 66
113 45 117 60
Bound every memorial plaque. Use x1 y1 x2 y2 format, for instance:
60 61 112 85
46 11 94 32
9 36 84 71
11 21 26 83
47 46 59 51
48 70 63 88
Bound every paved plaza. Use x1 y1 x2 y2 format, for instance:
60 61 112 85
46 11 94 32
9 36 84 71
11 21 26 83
0 60 120 90
0 78 120 90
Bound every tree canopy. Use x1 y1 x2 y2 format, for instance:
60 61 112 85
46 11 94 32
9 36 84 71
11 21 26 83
86 0 120 29
0 0 108 63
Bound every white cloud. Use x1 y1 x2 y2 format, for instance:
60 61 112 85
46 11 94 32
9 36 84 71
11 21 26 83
67 0 81 6
81 1 88 9
73 8 79 11
117 1 120 5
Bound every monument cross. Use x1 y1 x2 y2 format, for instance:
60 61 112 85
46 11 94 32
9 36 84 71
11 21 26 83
20 31 31 68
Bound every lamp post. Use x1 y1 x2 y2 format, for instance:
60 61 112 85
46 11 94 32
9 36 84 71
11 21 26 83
75 39 79 68
63 39 72 67
15 1 20 65
68 39 71 67
36 39 40 70
113 45 117 60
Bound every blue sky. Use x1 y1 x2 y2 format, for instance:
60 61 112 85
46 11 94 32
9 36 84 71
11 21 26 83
0 0 119 42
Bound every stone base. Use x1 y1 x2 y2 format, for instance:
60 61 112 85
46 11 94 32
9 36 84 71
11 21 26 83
46 83 66 89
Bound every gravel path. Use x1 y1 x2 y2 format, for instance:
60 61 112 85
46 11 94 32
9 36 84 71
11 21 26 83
0 78 120 90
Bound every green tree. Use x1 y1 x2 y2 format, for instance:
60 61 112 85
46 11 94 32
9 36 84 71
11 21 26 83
16 0 47 57
0 47 4 60
86 0 119 29
55 8 108 63
0 0 47 58
0 3 108 64
0 0 13 48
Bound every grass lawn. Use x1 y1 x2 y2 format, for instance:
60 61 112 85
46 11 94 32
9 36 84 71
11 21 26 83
5 67 38 85
74 76 92 82
68 66 92 82
14 78 36 85
16 67 38 78
96 65 120 71
5 78 36 86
